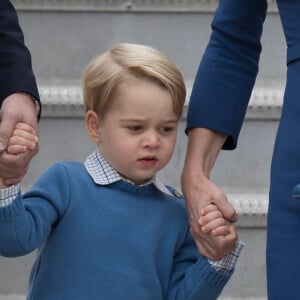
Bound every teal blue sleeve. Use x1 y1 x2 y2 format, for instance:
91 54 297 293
167 229 232 300
186 0 267 149
0 163 70 257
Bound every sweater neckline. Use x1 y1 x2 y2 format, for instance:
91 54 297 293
111 180 161 195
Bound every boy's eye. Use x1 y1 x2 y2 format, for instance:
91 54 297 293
128 125 143 131
159 127 175 133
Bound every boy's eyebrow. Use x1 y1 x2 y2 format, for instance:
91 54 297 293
119 118 178 123
160 119 178 124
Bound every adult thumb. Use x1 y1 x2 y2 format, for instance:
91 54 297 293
218 198 238 223
0 113 15 152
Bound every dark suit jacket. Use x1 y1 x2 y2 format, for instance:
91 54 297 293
0 0 40 111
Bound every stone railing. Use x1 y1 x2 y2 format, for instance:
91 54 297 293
38 84 284 120
12 0 278 12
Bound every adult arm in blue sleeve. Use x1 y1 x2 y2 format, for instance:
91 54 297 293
187 0 267 149
181 0 267 260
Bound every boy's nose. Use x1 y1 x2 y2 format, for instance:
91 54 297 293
144 131 160 148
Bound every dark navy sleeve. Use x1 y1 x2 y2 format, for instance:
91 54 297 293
0 0 40 109
186 0 267 149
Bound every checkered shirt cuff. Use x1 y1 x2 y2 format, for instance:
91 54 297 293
0 185 20 207
208 239 244 272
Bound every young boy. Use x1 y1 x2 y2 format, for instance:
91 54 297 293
0 43 242 299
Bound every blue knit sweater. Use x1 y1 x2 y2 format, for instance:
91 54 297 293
0 162 232 299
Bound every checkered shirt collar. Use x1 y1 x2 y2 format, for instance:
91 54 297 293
84 150 172 196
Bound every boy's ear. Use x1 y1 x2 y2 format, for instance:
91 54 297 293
85 110 102 143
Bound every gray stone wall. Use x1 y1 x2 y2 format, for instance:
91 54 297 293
1 0 286 298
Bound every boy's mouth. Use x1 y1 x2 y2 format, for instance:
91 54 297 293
138 157 158 166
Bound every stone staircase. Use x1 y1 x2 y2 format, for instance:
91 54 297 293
0 0 284 298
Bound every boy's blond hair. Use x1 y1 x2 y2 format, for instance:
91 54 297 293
82 43 186 118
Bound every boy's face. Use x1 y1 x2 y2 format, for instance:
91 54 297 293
91 79 178 185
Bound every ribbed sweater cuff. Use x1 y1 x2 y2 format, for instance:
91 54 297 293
186 257 232 300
